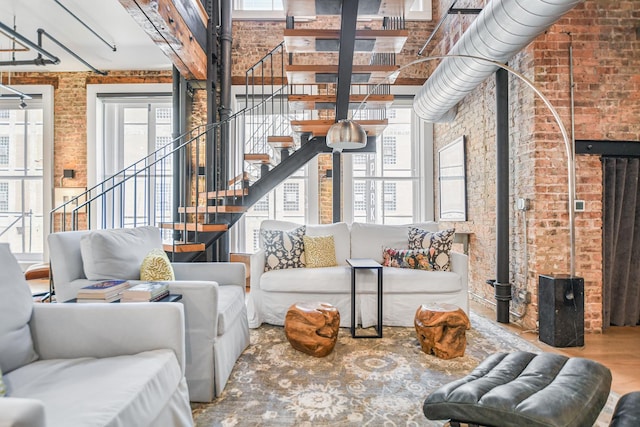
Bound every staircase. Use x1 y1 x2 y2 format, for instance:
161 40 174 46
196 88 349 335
50 0 411 262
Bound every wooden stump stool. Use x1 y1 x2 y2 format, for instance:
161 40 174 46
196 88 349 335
414 303 470 359
284 302 340 357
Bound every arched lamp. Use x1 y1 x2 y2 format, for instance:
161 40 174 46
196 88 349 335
326 119 367 152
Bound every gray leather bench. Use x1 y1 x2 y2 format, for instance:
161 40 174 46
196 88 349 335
423 351 612 427
610 391 640 427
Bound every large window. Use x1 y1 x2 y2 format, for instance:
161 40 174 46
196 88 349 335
346 96 433 225
0 99 46 260
100 96 173 229
233 0 430 19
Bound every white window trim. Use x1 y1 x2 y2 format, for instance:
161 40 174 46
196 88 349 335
343 86 434 224
5 85 54 261
86 83 171 229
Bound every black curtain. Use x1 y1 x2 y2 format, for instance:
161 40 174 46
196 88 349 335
603 157 640 327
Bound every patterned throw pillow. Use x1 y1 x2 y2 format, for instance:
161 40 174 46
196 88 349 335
303 235 338 268
261 226 306 271
407 227 455 271
382 247 433 270
140 248 175 281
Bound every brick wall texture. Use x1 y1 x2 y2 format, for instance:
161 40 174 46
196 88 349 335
14 0 637 332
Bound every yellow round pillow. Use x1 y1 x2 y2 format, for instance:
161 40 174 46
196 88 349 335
140 248 175 281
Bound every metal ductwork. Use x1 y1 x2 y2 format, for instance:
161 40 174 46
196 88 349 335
413 0 584 122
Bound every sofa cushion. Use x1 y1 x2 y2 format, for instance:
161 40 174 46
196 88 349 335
217 285 246 336
303 235 338 268
140 248 175 281
350 222 439 263
382 247 433 270
261 225 306 271
80 226 163 281
355 267 462 294
260 266 351 293
0 244 38 374
306 222 351 266
5 349 182 427
408 227 455 271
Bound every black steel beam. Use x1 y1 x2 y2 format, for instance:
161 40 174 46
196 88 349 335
576 139 640 156
335 0 359 121
495 67 511 324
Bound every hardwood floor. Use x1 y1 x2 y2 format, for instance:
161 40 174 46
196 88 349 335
472 300 640 395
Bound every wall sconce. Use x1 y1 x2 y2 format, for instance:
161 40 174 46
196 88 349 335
324 169 333 179
59 169 76 187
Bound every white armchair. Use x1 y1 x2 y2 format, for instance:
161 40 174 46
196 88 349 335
47 227 250 402
0 244 193 427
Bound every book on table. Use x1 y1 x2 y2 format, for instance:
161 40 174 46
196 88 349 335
121 282 170 302
76 280 130 300
76 293 123 303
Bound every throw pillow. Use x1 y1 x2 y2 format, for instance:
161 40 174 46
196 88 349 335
0 367 5 397
261 225 306 271
80 226 163 280
407 227 456 271
140 248 175 281
303 235 338 268
382 247 433 270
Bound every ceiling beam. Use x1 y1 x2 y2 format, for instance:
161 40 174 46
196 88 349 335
118 0 208 80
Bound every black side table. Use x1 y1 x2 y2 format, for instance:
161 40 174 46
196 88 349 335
346 258 383 338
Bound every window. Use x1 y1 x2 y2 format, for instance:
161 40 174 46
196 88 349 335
0 110 9 119
0 182 8 211
100 96 173 228
252 229 260 252
283 182 299 211
253 194 269 211
346 96 433 225
384 182 396 211
383 136 396 165
233 0 284 19
0 137 9 166
354 182 366 211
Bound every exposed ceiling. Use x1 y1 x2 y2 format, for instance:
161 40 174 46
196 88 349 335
0 0 172 74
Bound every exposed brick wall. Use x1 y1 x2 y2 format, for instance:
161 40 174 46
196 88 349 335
432 0 639 332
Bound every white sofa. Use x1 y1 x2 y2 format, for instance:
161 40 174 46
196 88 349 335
248 221 469 329
0 243 194 427
47 227 249 402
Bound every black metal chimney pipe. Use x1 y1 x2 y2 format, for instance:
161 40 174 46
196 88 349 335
495 67 511 323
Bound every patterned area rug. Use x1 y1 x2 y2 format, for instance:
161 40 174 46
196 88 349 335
192 312 617 426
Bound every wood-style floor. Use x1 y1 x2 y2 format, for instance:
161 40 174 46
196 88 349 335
472 300 640 395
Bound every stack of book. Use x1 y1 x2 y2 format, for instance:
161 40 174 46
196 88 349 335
121 282 170 302
76 280 130 303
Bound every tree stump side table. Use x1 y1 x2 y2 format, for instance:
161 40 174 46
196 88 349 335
284 302 340 357
414 303 471 359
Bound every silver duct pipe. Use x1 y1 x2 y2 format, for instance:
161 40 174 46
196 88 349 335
413 0 583 122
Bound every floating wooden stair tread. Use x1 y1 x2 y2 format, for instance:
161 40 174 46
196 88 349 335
284 0 414 18
163 242 206 253
228 172 249 186
290 119 388 137
205 188 248 198
244 153 275 164
285 64 400 85
288 94 394 111
267 135 295 150
178 205 248 214
160 222 229 232
284 29 408 53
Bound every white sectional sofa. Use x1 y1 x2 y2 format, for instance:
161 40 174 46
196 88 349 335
0 243 193 427
248 221 469 329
